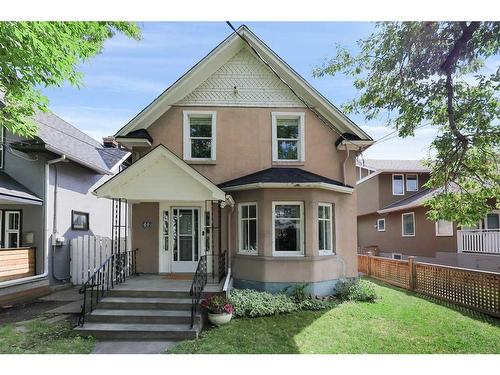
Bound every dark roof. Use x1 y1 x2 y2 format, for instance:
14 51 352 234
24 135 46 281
218 167 352 189
116 129 154 143
11 111 129 174
335 132 362 147
0 172 43 204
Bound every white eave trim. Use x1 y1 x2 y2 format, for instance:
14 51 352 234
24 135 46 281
378 201 424 214
45 144 112 175
115 137 152 148
221 182 354 194
336 140 374 151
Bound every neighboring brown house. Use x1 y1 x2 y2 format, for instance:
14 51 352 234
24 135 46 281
93 25 373 295
356 159 500 271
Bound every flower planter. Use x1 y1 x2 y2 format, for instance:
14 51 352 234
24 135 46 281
208 312 233 326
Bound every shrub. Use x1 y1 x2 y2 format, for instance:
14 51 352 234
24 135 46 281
229 289 298 317
297 298 332 311
336 279 377 302
285 282 310 302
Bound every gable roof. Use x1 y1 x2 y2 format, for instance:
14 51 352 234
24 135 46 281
10 111 129 175
359 159 430 173
115 25 372 142
218 167 354 194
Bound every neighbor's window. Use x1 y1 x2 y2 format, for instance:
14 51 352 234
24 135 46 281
239 203 258 255
401 212 415 237
406 174 418 192
392 174 404 195
273 202 304 256
72 211 89 231
183 111 216 161
377 218 386 232
4 210 21 248
272 112 305 162
318 203 334 255
435 219 453 236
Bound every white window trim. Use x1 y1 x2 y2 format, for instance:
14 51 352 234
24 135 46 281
392 173 405 195
435 220 454 237
392 252 403 260
272 201 304 257
238 202 258 255
318 203 334 255
4 210 21 248
377 218 386 232
406 173 418 192
401 212 415 237
271 112 305 162
183 110 217 161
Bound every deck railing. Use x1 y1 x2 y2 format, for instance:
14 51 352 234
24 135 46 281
457 229 500 254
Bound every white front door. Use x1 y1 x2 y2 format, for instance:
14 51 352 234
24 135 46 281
171 207 201 273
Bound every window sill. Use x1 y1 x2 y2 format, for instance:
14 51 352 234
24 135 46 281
185 160 217 165
272 161 305 166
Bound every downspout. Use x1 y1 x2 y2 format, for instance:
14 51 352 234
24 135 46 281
341 145 350 186
338 145 351 281
48 155 71 282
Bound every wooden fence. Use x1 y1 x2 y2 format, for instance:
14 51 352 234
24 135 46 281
0 247 36 282
359 253 500 318
70 235 126 285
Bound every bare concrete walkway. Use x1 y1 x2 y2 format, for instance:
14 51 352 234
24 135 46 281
92 340 178 354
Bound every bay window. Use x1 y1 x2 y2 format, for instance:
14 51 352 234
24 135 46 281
239 203 258 255
273 202 304 256
318 203 334 255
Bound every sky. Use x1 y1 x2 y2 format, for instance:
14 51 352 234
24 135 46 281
42 22 440 159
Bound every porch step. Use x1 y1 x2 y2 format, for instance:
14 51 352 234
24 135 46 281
107 289 191 299
98 297 192 310
75 322 199 340
87 309 194 324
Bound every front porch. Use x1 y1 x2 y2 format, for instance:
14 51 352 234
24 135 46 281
457 229 500 254
112 274 224 294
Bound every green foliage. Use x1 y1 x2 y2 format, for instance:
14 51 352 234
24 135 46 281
314 22 500 224
0 21 141 137
0 320 94 354
284 282 310 302
336 279 377 302
297 298 333 311
229 289 298 317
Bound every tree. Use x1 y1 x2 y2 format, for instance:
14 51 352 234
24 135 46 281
314 22 500 226
0 21 141 137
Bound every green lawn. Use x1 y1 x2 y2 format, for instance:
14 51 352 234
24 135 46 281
0 320 95 354
169 279 500 354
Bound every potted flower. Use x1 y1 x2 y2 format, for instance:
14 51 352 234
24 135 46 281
200 294 234 326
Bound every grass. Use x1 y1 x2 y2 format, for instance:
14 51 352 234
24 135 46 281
0 320 95 354
168 279 500 354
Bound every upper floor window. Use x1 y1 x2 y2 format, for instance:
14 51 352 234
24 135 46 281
392 174 404 195
183 111 216 161
406 174 418 192
272 112 305 162
318 203 334 255
72 211 89 230
239 203 258 255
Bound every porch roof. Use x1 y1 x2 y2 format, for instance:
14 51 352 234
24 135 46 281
0 172 43 205
93 145 227 202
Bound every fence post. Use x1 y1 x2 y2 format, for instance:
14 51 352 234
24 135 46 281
367 251 373 276
408 256 416 290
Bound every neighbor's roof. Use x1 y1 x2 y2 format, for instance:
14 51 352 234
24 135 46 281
360 159 430 173
218 167 353 193
11 111 129 175
115 25 372 143
0 172 43 205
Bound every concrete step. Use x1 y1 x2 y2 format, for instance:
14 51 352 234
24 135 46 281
87 309 194 324
107 289 191 299
97 297 192 311
75 322 199 340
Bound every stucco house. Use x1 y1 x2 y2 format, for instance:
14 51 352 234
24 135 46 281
93 25 373 294
356 159 500 272
0 102 129 305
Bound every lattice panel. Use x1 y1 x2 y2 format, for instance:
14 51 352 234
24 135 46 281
177 48 305 107
369 257 410 289
415 263 500 317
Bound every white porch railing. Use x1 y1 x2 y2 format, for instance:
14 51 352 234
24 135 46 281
457 229 500 254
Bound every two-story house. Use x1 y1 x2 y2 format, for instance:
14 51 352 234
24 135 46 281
0 100 129 305
93 25 373 296
356 159 500 272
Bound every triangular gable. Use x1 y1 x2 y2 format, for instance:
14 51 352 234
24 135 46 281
94 145 226 201
116 25 371 141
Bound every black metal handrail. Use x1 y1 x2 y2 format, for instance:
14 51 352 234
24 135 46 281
189 255 207 328
78 249 138 326
218 250 227 282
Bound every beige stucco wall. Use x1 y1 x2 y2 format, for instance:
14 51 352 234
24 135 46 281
132 202 159 273
357 207 458 257
141 106 356 186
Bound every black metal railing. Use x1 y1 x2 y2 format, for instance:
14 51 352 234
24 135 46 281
189 255 207 328
78 249 138 326
218 250 227 282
